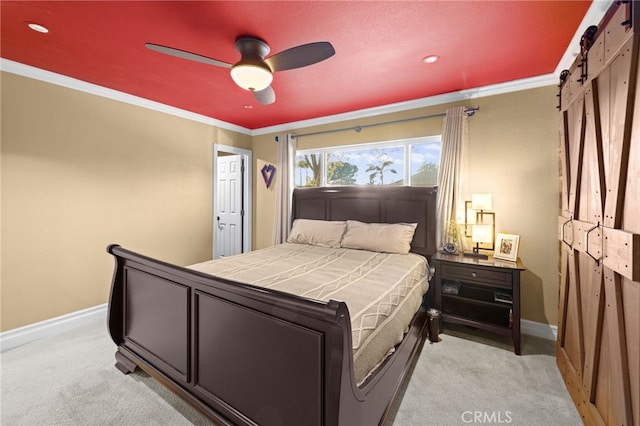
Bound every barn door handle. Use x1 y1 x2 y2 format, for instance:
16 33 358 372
585 222 602 265
561 218 573 248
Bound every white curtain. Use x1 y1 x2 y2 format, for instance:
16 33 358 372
436 106 469 249
272 133 296 245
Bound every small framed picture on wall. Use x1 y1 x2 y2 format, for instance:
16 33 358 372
494 233 520 261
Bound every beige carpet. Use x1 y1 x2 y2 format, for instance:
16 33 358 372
384 324 581 425
0 320 581 425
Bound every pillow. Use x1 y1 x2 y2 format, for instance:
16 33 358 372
341 220 417 254
287 219 347 248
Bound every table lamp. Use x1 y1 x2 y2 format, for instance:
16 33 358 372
465 224 493 259
463 193 495 259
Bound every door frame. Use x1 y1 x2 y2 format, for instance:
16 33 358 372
213 144 252 258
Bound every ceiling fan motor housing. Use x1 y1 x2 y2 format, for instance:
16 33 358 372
235 37 270 59
230 37 273 91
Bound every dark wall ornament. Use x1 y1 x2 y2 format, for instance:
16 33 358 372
261 164 276 188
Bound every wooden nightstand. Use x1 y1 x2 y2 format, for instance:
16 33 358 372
431 252 525 354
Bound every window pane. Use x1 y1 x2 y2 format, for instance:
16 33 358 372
410 142 440 186
327 146 404 186
295 153 322 187
367 146 404 185
326 152 359 185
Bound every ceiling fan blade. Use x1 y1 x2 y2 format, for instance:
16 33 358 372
265 42 335 72
145 43 232 68
253 86 275 105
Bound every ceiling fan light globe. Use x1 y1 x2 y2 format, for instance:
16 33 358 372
230 64 273 92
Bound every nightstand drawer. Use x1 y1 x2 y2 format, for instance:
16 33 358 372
441 263 512 288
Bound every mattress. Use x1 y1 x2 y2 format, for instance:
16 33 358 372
189 242 429 384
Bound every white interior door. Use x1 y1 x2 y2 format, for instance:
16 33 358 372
216 154 243 257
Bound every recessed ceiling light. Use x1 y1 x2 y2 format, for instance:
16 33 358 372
27 22 49 33
423 55 439 64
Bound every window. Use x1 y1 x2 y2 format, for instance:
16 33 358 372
295 136 440 187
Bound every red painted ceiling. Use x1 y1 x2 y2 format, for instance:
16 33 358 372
1 1 591 130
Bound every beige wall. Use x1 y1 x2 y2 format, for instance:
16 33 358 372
1 72 559 331
253 86 560 325
467 87 560 325
0 73 250 331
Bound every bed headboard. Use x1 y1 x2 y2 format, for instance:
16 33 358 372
292 186 438 258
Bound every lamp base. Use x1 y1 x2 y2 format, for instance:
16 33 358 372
463 251 489 260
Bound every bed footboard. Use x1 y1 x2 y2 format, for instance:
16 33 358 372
107 244 428 425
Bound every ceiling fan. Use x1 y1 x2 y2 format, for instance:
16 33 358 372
146 36 335 105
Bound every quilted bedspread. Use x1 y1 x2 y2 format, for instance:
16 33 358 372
188 243 429 384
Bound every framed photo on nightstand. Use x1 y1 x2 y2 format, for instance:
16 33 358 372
494 233 520 261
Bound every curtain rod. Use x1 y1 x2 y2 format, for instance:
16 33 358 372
292 107 479 139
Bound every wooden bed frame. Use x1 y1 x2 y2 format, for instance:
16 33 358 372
107 186 437 426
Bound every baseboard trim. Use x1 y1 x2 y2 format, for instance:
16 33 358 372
0 304 108 352
0 304 557 352
521 319 558 341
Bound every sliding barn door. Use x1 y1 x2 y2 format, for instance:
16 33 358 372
557 2 639 425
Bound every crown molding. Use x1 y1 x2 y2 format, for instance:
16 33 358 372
554 0 615 75
252 73 557 136
254 0 615 137
0 58 252 136
2 0 612 139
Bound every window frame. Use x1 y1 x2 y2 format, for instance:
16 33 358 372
295 135 441 187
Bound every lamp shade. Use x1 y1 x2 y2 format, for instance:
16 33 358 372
471 193 492 210
230 63 273 91
472 224 493 243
